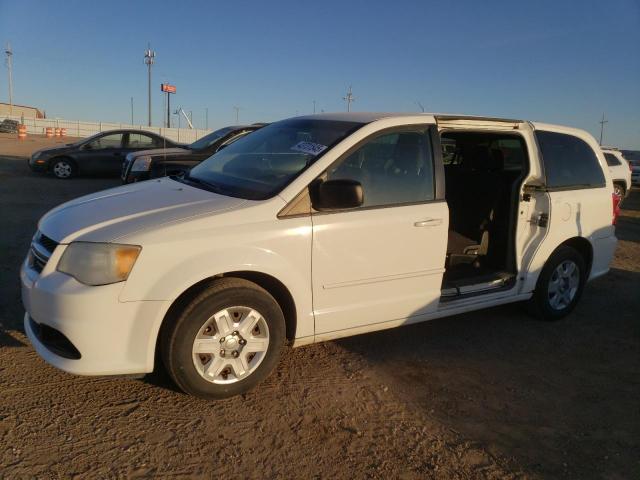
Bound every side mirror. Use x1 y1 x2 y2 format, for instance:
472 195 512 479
310 179 363 211
83 143 93 150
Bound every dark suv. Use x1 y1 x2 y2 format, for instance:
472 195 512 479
121 124 266 183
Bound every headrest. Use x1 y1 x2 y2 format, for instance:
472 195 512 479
392 133 423 174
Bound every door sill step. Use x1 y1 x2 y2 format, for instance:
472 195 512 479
441 272 516 301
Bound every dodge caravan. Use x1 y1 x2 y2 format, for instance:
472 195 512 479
21 113 618 399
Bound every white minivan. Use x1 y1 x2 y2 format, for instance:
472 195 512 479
22 113 618 399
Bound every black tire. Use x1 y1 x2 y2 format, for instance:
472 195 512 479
50 158 76 179
527 245 587 321
160 278 286 399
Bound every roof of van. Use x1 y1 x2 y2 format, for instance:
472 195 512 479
294 112 525 123
292 113 593 139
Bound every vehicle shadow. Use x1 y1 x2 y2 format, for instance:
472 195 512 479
336 266 639 478
0 327 25 347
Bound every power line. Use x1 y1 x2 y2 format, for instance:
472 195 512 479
598 113 608 145
144 44 155 127
343 85 355 112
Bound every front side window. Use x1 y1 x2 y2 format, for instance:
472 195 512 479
535 131 605 189
87 133 123 150
325 129 434 208
188 119 363 199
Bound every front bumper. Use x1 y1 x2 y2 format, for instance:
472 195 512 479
28 157 48 172
21 254 168 376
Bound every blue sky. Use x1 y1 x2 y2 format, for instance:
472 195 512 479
1 0 639 148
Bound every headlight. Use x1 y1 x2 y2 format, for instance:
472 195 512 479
57 242 141 286
131 156 152 172
32 151 41 160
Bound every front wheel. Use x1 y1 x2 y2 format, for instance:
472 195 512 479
51 158 76 179
160 278 286 399
527 245 587 321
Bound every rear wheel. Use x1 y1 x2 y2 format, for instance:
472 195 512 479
160 278 286 399
51 158 76 179
528 245 587 321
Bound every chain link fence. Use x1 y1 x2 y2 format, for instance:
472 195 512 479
0 115 211 144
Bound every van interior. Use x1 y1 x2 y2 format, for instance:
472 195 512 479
440 131 529 299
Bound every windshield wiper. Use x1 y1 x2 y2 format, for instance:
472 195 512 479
174 174 233 195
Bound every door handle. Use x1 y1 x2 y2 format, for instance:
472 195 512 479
414 218 442 227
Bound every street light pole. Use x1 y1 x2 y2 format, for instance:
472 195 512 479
144 44 155 127
130 97 134 125
4 43 13 116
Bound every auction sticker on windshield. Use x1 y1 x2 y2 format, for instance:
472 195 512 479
290 141 327 156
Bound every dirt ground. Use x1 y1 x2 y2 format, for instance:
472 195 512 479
0 134 638 479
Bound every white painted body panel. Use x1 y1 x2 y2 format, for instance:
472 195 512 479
603 149 632 194
312 201 448 335
21 113 617 377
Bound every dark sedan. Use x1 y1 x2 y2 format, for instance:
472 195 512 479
28 129 182 179
121 124 266 184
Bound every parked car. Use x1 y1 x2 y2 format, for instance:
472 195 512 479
0 118 19 133
601 147 632 197
121 124 266 184
629 160 640 186
28 130 182 179
22 113 618 400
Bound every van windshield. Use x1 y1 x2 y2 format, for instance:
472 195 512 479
187 118 364 199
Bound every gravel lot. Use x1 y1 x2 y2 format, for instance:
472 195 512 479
1 134 638 479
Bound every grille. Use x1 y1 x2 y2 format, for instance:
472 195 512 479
28 231 58 273
37 232 58 254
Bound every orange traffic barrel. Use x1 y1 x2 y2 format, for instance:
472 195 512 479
45 127 54 138
54 127 61 137
18 124 27 140
60 128 67 137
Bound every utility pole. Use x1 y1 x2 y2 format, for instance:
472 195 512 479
598 113 608 145
313 100 316 114
4 43 13 116
343 85 355 112
415 101 425 112
233 106 240 124
205 108 208 129
144 44 155 127
130 97 134 124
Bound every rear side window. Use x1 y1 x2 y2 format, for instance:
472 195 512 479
535 131 605 189
604 153 621 167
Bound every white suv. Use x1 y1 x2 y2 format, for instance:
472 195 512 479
601 147 632 197
21 113 618 399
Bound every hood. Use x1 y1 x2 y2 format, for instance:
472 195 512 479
35 144 75 156
39 177 248 243
127 147 190 160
